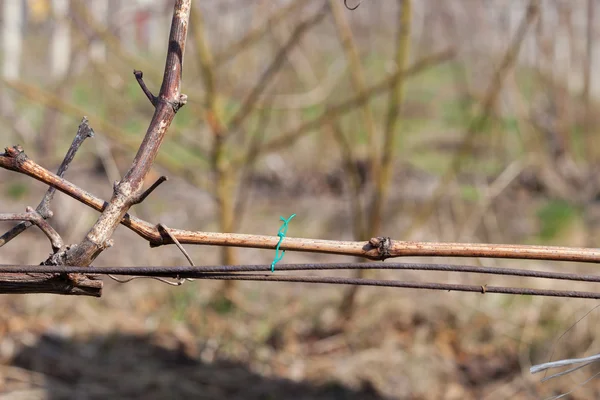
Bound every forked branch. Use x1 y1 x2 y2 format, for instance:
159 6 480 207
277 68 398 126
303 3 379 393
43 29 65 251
53 0 191 267
0 117 93 249
0 0 192 295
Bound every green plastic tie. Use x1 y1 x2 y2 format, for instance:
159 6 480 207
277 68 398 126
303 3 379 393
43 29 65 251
271 214 296 272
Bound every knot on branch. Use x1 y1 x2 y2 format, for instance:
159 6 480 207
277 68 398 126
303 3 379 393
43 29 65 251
4 145 28 168
156 224 173 246
42 244 78 266
368 236 392 260
169 94 188 112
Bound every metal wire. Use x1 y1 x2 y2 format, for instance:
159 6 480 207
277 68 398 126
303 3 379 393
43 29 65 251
2 262 600 282
2 261 600 299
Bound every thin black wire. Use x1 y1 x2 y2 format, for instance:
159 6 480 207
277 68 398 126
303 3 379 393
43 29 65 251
193 274 600 300
2 262 600 299
2 262 600 283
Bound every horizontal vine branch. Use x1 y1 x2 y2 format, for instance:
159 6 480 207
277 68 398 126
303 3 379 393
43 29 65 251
0 272 102 296
1 146 599 265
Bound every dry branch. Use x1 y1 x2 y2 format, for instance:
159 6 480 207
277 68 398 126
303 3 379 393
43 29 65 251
0 0 192 295
0 117 93 249
2 146 600 265
0 209 63 252
54 0 191 267
190 3 237 285
0 272 101 296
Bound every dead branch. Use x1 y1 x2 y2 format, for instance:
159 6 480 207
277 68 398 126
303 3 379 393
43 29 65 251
52 0 191 267
0 117 93 248
0 272 101 296
2 146 600 265
329 0 377 236
0 208 63 252
0 0 192 295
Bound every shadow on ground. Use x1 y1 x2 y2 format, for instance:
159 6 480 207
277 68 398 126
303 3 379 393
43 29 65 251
10 333 389 400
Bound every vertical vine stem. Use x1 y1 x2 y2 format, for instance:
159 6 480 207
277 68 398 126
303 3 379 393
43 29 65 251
55 0 192 267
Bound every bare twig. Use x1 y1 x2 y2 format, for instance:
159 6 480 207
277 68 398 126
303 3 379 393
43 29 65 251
190 2 238 296
233 104 275 226
133 70 157 107
458 159 526 240
371 0 411 236
55 0 191 267
0 208 63 251
329 0 377 184
157 224 195 266
329 121 367 239
0 272 101 296
584 0 596 162
1 78 206 177
2 147 600 264
132 176 168 205
328 0 377 240
0 117 93 248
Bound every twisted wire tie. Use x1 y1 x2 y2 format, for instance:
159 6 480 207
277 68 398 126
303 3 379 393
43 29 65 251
271 214 296 272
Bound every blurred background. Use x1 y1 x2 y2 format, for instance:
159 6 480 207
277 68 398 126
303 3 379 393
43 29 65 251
2 0 600 398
